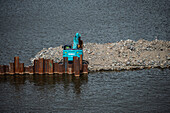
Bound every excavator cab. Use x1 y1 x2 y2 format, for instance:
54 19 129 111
63 33 83 61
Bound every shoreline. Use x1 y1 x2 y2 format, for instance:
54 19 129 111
30 39 170 72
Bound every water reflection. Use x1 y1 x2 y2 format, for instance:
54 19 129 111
0 74 88 94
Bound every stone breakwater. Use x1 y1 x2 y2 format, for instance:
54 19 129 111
30 39 170 72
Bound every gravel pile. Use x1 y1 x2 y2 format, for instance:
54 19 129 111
30 39 170 72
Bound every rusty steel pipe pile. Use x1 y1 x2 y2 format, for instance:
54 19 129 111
0 56 88 76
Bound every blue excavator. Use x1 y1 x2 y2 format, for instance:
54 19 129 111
63 33 83 61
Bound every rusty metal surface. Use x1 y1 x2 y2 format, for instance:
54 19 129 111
0 65 5 75
19 63 24 74
67 63 73 75
63 57 68 73
0 65 2 75
34 60 39 74
9 63 15 75
80 54 83 71
24 66 29 74
5 65 9 74
56 63 60 74
38 58 44 74
44 59 49 74
58 63 63 74
14 56 19 74
1 57 88 75
48 59 53 74
73 57 76 73
29 66 34 74
74 57 80 76
54 63 58 74
83 63 88 74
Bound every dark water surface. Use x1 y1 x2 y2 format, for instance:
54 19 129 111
0 0 170 112
0 69 170 112
0 0 169 65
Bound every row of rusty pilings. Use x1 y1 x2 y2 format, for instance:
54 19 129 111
0 56 88 76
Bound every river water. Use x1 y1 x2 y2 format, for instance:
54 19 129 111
0 0 170 112
0 69 170 112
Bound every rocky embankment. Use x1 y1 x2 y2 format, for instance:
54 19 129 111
30 39 170 72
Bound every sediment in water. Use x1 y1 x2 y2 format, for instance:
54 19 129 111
30 39 170 72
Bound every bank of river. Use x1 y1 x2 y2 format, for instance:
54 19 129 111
31 39 170 72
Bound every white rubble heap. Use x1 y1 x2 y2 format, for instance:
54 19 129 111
30 39 170 72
